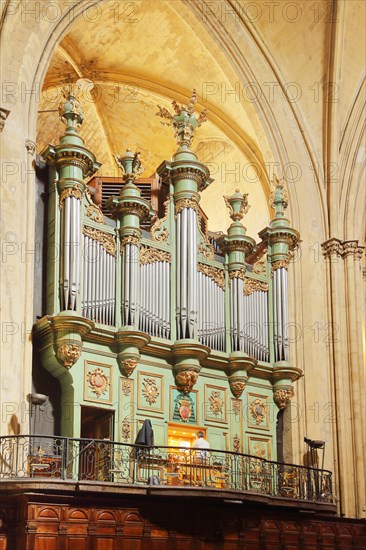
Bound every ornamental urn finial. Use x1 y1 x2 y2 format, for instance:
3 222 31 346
114 149 144 184
156 89 207 149
223 189 250 222
269 174 288 219
59 91 84 129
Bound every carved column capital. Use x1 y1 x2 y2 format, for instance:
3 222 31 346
25 139 36 155
321 238 343 258
342 240 364 260
0 108 10 132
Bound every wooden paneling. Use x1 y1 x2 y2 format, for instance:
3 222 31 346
0 492 365 550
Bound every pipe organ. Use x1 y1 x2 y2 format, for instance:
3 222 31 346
35 90 301 448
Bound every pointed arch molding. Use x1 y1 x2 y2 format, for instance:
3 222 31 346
339 74 366 241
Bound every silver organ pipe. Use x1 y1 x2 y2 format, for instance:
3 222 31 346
62 196 82 311
197 268 225 351
271 267 288 362
81 227 116 326
176 208 197 339
62 197 71 309
138 247 171 339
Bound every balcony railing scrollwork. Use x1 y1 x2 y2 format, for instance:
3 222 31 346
0 435 334 504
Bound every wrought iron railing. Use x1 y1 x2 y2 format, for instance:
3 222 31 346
0 436 334 504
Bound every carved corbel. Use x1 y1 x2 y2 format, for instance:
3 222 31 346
175 369 199 393
115 329 150 378
172 341 209 394
56 341 83 369
273 386 294 409
227 353 256 398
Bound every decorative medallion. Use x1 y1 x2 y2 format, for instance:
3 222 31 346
198 263 225 288
250 398 267 425
172 389 197 424
56 342 82 369
244 278 269 295
273 387 294 409
175 369 198 393
177 397 192 422
122 379 132 396
87 367 109 397
141 377 160 405
233 434 240 453
121 416 131 442
83 226 116 256
208 390 224 417
140 245 171 264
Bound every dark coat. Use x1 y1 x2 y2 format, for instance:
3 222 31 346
134 420 154 457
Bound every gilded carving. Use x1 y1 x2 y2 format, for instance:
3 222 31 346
253 254 267 275
229 268 246 281
121 416 131 442
232 400 241 415
83 226 116 256
59 187 83 208
151 199 170 242
244 278 269 295
198 263 225 289
250 398 267 424
87 367 109 398
140 245 171 264
233 434 240 453
56 342 82 369
122 379 132 396
273 387 294 409
175 370 198 393
229 380 246 398
197 241 215 260
175 198 200 216
120 235 140 248
271 259 290 272
118 358 137 378
208 390 224 416
141 377 160 405
85 201 106 224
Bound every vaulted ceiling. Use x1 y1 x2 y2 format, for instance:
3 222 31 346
36 0 366 237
